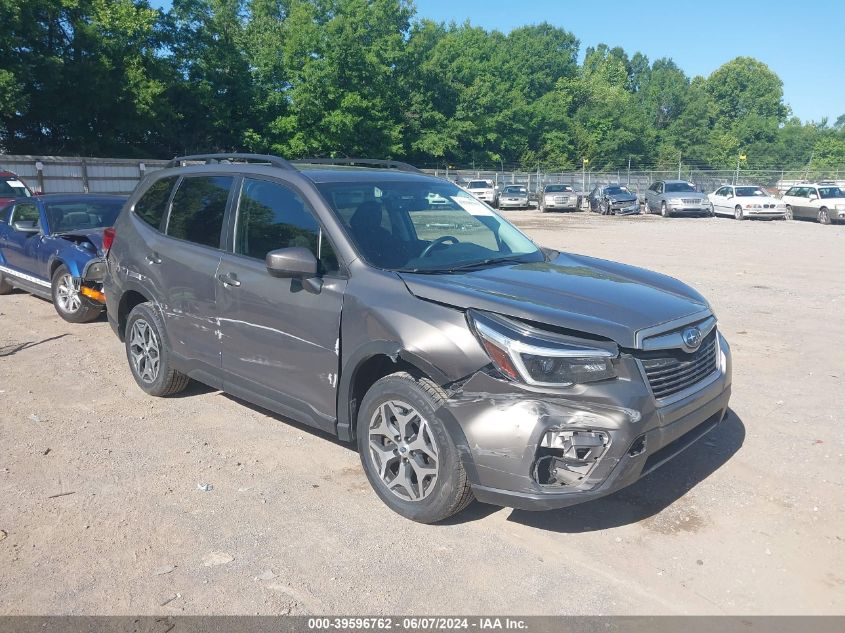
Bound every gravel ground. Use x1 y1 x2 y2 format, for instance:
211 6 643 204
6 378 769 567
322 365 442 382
0 210 843 615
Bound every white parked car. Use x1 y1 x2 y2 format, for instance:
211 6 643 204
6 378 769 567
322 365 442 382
708 185 786 220
781 182 845 225
464 179 498 207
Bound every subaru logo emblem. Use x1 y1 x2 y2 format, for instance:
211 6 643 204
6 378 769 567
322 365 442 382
682 327 702 350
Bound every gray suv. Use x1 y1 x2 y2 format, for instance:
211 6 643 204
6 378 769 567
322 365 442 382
104 154 732 523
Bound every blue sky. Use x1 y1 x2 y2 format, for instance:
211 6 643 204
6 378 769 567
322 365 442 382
151 0 845 123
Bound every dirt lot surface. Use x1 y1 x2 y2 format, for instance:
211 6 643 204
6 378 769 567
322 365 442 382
1 211 844 615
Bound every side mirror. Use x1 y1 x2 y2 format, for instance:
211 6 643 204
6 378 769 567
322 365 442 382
13 221 40 234
266 247 319 278
809 194 818 201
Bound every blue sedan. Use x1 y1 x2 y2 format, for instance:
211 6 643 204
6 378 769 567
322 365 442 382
0 194 126 322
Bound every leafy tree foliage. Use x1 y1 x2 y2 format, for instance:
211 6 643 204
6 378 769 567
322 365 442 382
1 0 842 172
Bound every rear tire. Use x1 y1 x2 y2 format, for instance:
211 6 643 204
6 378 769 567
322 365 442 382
51 265 101 323
124 302 190 397
785 205 793 221
357 372 474 523
709 203 716 217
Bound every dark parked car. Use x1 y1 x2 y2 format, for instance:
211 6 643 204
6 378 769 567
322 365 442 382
588 184 639 215
0 171 34 208
0 194 125 322
104 154 732 523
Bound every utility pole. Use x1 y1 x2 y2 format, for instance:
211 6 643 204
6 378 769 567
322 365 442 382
627 156 631 186
735 152 747 185
582 158 589 195
677 152 682 180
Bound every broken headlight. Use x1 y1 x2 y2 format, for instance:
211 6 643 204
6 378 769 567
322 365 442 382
468 310 618 387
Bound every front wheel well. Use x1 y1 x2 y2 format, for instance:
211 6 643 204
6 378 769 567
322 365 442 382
347 354 428 440
117 290 150 340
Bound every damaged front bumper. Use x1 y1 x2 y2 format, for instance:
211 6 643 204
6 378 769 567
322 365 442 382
440 334 732 510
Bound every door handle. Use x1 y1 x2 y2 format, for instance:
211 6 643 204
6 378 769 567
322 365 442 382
145 253 161 265
217 272 241 287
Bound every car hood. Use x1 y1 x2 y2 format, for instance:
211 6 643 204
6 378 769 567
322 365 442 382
57 228 106 256
399 252 710 348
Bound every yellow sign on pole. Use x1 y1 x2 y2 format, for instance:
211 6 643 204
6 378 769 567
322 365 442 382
582 158 590 165
739 153 747 161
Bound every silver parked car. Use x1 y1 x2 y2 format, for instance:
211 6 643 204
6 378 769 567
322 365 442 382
104 153 732 523
644 180 711 217
539 184 579 212
497 185 530 209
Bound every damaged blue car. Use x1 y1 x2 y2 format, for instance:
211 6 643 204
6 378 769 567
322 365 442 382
0 194 126 322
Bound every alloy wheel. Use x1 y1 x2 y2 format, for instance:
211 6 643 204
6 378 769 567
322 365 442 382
128 319 161 384
786 205 793 220
735 206 744 221
55 274 81 314
368 399 439 501
818 209 830 225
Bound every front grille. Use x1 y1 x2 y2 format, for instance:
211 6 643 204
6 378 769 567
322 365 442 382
637 330 719 400
763 203 775 209
681 198 701 204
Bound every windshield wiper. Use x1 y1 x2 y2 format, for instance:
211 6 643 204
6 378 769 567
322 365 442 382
405 256 534 274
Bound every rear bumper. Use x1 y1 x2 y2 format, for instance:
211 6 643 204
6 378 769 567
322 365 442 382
446 332 732 510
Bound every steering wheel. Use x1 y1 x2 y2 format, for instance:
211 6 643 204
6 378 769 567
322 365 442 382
420 235 460 258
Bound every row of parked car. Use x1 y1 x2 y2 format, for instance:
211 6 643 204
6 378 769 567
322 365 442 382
1 155 733 523
461 174 845 225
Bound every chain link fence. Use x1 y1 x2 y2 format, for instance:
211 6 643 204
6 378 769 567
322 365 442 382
3 154 843 198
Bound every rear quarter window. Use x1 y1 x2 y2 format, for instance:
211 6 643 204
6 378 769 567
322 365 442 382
166 175 233 249
134 176 178 229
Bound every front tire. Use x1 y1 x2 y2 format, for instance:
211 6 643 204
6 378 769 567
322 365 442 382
661 202 670 218
124 302 190 396
735 206 745 221
818 208 831 225
51 265 100 323
785 205 793 221
357 372 474 523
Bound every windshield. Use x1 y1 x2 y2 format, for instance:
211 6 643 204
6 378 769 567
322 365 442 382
0 178 32 197
316 179 542 272
664 182 697 193
819 187 845 199
467 180 491 189
735 187 767 197
603 186 630 195
45 200 123 233
544 185 572 193
503 186 526 194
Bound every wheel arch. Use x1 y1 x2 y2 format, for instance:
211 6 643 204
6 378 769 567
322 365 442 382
116 289 153 341
338 344 479 485
337 342 450 443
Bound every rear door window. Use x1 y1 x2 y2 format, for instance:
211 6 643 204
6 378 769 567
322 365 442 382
166 176 233 249
134 177 177 230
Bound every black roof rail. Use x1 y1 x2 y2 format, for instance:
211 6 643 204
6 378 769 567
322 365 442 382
296 157 423 173
165 153 296 170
